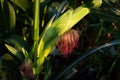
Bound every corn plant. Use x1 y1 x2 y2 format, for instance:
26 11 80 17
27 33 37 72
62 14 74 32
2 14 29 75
0 0 102 80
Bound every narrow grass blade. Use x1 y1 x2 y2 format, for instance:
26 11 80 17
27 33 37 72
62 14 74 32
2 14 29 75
55 40 120 80
91 10 120 22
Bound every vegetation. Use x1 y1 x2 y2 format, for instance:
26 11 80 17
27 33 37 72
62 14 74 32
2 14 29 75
0 0 120 80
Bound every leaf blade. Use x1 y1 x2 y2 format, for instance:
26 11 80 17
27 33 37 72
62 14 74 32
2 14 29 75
10 0 31 11
5 44 24 62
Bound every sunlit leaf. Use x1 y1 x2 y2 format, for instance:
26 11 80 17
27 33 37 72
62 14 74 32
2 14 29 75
10 0 31 11
5 35 30 54
92 0 102 8
38 4 90 57
36 3 90 74
5 44 24 62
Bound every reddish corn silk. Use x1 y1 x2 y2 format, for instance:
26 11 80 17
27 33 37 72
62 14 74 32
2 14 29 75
57 29 79 58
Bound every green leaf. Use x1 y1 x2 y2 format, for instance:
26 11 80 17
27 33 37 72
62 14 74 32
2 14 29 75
35 15 55 74
2 53 13 60
91 10 120 22
44 57 52 80
0 68 7 80
5 35 30 54
1 54 21 80
8 2 16 34
10 0 31 11
36 0 102 75
0 0 9 35
92 0 102 8
36 3 90 74
38 4 90 57
5 44 24 62
84 0 102 9
0 0 16 37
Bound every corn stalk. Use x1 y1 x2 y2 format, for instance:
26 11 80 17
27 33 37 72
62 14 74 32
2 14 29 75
34 0 102 79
